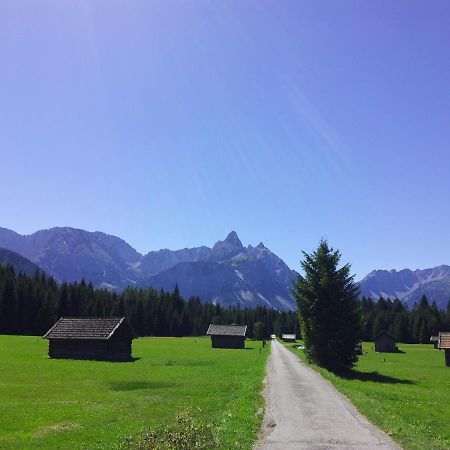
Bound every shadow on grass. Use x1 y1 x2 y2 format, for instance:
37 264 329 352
103 356 141 363
109 380 177 391
339 370 414 384
161 360 213 367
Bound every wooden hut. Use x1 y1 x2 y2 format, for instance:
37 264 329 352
430 335 439 349
43 317 134 361
437 332 450 367
206 324 247 349
282 334 296 342
374 330 397 353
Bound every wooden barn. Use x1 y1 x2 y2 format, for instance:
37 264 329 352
374 330 397 353
437 332 450 367
206 324 247 349
43 317 134 361
282 334 296 342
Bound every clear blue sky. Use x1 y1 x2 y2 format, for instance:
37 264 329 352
1 1 450 278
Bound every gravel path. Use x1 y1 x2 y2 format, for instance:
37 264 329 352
254 340 401 450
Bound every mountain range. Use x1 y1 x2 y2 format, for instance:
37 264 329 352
0 227 297 311
1 226 449 310
358 266 450 310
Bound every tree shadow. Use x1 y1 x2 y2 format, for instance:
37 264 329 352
339 370 414 384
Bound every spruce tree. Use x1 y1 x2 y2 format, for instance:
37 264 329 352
292 240 362 372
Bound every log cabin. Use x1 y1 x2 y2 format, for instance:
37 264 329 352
206 324 247 349
374 330 397 353
43 317 134 361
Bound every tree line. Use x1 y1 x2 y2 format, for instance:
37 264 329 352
361 295 450 343
0 265 299 339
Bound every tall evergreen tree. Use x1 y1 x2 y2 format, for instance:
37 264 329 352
293 240 362 372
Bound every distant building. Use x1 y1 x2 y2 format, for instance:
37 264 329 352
43 317 134 361
270 334 276 340
374 331 397 353
282 334 296 342
437 332 450 367
430 335 439 349
206 324 247 349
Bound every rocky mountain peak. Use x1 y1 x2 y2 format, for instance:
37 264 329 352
222 231 243 248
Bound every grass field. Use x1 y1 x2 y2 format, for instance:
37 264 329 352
0 335 269 450
284 341 450 450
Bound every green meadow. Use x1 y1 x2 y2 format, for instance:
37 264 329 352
0 335 269 450
284 341 450 450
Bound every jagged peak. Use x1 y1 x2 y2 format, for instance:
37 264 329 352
223 231 243 247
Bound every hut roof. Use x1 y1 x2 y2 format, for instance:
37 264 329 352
282 334 296 340
438 332 450 349
43 317 126 340
374 330 396 340
206 324 247 337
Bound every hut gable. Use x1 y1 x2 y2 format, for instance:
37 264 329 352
43 317 134 361
438 332 450 349
374 330 396 353
206 324 247 349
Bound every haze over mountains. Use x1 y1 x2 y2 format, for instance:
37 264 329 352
1 226 449 310
0 227 297 311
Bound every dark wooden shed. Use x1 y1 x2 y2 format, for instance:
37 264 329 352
206 324 247 349
374 330 397 353
43 317 134 361
437 332 450 367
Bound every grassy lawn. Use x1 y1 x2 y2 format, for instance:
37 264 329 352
283 340 450 450
0 335 269 450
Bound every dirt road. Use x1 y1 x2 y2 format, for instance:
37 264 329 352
255 340 400 450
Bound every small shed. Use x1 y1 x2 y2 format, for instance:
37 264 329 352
430 335 439 349
374 330 397 353
282 334 296 342
206 324 247 349
43 317 134 361
437 332 450 367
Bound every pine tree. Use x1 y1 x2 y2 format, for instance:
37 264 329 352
292 240 362 372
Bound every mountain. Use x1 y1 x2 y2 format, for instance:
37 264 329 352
147 232 297 310
0 227 142 289
0 227 297 310
140 246 211 276
0 247 42 276
358 265 450 309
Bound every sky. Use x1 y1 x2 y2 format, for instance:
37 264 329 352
1 1 450 279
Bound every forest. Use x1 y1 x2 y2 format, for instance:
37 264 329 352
0 265 298 339
361 295 450 343
1 264 449 342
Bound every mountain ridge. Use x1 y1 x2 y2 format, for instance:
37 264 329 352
0 227 297 310
358 265 450 309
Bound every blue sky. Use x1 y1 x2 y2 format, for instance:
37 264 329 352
1 1 450 278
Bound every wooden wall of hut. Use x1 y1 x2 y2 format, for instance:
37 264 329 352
211 335 245 349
